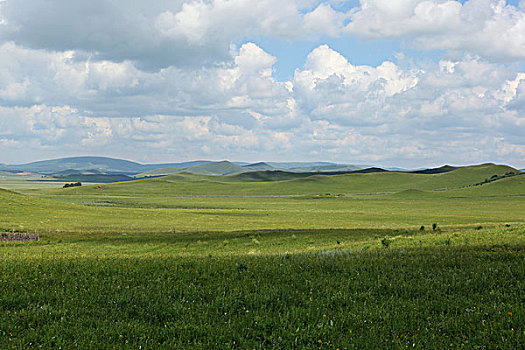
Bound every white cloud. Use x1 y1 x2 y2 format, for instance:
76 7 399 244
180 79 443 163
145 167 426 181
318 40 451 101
155 0 347 44
293 45 419 125
0 1 6 25
302 3 348 37
1 16 525 167
347 0 525 62
0 0 349 69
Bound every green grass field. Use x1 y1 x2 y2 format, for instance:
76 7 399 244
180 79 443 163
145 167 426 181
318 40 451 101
1 164 524 348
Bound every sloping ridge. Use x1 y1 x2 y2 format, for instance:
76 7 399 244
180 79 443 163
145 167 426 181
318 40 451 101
16 156 144 174
4 157 214 175
229 170 313 182
227 167 389 182
185 161 244 175
434 163 521 189
412 165 457 174
350 167 388 174
288 164 362 172
68 163 522 197
241 162 277 172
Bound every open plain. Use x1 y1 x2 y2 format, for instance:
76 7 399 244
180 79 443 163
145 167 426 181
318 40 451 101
1 163 524 348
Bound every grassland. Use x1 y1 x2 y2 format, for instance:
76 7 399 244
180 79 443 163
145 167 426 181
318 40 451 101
0 164 524 348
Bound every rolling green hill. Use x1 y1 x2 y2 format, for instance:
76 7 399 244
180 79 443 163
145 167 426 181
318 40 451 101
183 160 244 175
288 164 361 172
7 156 146 174
241 162 277 172
2 164 525 235
53 174 134 183
138 161 266 176
137 168 185 176
266 162 336 169
138 161 364 176
228 170 314 182
438 172 525 197
65 163 520 197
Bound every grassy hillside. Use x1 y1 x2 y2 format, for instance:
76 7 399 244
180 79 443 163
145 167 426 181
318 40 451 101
228 170 314 182
52 174 134 183
185 160 244 175
10 156 146 173
139 161 245 176
0 164 523 235
289 164 361 172
266 161 335 169
438 173 525 197
137 167 185 176
241 162 277 172
68 163 520 197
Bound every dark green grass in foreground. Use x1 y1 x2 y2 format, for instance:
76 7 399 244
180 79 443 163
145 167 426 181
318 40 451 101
1 241 523 349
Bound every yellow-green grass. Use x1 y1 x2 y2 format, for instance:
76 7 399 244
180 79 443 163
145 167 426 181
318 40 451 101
2 186 525 235
46 163 517 198
1 164 524 235
1 165 524 348
0 178 88 192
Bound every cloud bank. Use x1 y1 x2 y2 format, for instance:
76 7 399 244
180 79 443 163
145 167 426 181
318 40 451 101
0 0 524 167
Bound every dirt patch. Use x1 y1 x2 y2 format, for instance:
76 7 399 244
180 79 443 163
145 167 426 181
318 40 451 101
0 233 39 242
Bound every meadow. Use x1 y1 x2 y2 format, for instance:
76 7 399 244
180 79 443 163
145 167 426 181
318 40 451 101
0 164 524 348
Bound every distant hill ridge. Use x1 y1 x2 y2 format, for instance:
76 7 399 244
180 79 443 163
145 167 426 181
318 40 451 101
61 163 523 197
0 157 213 175
0 157 364 177
1 157 522 181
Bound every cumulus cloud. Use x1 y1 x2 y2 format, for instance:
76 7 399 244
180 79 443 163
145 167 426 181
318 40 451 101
1 40 524 166
293 45 419 126
0 41 291 119
0 0 347 69
1 1 525 167
155 0 347 42
288 45 525 165
347 0 525 62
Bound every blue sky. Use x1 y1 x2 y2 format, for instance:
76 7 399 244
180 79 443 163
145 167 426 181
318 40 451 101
237 35 408 81
0 0 525 168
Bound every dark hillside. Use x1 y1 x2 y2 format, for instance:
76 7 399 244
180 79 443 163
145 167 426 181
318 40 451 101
52 174 134 183
412 165 457 174
229 170 313 182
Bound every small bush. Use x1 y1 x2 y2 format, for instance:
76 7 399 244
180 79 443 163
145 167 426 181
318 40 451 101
63 182 82 188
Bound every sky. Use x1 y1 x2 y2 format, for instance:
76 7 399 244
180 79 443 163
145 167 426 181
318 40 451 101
0 0 525 168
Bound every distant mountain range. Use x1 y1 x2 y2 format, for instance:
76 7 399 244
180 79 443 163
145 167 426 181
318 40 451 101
1 157 521 182
0 157 211 175
0 157 364 177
